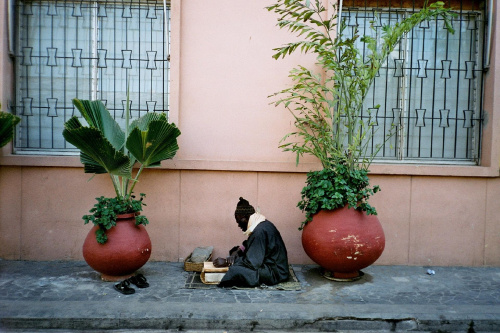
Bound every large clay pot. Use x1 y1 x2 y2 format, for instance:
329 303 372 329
82 213 152 281
301 206 385 281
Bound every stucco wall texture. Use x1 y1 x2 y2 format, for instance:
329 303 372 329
1 167 500 266
1 0 499 266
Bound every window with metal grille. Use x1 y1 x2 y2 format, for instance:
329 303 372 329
12 0 170 154
343 1 485 164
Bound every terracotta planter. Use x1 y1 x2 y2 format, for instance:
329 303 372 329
301 206 385 281
82 213 152 281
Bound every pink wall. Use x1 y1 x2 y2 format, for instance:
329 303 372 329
1 166 500 266
1 0 499 266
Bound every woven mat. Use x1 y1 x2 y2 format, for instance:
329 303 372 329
184 265 301 290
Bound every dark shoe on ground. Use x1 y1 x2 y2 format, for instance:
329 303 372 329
128 274 149 288
114 279 135 295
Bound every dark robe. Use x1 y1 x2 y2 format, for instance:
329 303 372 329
218 220 289 288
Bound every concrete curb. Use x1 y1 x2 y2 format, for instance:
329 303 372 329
2 301 500 331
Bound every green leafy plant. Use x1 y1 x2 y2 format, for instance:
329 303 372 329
267 0 455 227
84 194 149 244
298 162 379 229
63 98 181 243
0 103 21 148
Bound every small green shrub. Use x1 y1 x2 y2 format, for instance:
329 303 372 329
298 163 379 229
83 194 149 244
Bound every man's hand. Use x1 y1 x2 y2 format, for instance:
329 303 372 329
226 254 237 266
213 257 228 267
229 246 243 258
229 245 240 256
214 245 244 267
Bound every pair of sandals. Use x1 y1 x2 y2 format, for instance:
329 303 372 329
114 274 149 295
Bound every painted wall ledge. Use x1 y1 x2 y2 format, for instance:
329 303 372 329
0 153 499 178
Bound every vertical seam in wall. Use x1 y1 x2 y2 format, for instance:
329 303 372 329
483 179 488 265
177 169 182 262
407 175 412 265
256 171 260 209
19 166 23 260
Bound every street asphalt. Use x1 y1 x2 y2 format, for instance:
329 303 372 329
0 260 499 332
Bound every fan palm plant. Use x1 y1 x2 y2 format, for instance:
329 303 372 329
63 98 181 243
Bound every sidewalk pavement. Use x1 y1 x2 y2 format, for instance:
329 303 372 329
0 260 499 332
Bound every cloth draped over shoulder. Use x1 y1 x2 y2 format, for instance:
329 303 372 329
219 215 289 288
244 212 266 236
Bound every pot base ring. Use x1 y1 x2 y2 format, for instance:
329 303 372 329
322 270 364 282
100 272 135 282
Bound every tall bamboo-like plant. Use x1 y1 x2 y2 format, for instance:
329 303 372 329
267 0 455 227
63 98 181 243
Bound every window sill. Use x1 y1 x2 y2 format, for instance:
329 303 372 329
0 153 498 178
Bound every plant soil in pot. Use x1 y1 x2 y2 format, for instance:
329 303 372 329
83 213 152 281
301 206 385 281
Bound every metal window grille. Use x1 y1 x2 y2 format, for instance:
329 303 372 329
12 0 170 153
343 2 485 164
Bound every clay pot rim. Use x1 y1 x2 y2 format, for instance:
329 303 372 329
116 212 137 219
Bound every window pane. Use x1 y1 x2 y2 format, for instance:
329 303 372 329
13 1 170 152
344 7 484 163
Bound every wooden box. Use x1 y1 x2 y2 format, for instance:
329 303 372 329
200 262 229 284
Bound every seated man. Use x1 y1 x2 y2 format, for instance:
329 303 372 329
213 197 289 287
